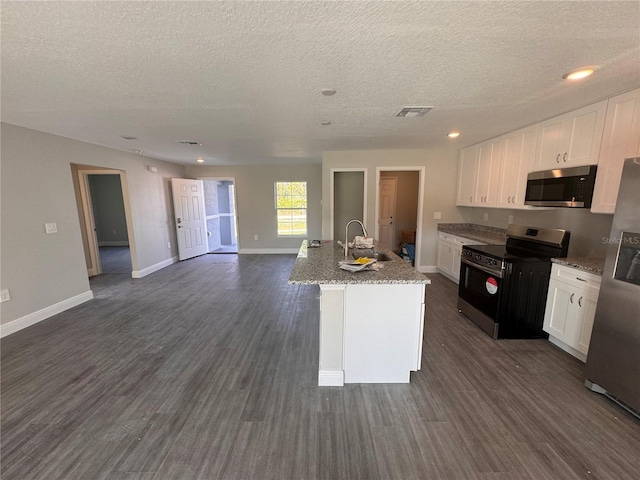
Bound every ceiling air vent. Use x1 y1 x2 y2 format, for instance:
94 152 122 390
396 106 433 118
175 140 201 145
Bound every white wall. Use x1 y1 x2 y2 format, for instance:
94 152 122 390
322 148 464 271
185 164 322 252
0 123 185 331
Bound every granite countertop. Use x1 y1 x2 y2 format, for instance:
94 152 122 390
437 223 507 245
551 257 605 276
288 241 431 285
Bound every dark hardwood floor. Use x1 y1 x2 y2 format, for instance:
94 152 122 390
99 246 132 274
2 254 639 479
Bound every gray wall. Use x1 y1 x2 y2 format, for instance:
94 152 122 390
459 207 614 258
1 123 185 327
187 164 322 251
333 171 365 242
88 174 129 245
381 171 419 250
323 148 464 271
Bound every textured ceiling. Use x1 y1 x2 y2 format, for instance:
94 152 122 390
2 1 639 165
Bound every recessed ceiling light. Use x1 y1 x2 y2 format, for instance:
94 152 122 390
562 66 598 81
448 131 460 138
319 121 332 126
121 135 137 140
196 158 205 163
396 106 433 118
321 88 336 96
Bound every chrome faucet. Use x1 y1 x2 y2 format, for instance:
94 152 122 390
344 219 368 258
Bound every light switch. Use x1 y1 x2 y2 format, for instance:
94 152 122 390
45 222 58 234
433 211 442 220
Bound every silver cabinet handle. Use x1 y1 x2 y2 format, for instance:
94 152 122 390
563 152 568 162
470 196 472 202
511 196 516 203
556 154 561 163
507 196 511 204
578 296 583 307
570 293 574 304
576 277 587 282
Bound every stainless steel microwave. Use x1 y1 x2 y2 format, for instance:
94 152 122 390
524 165 597 208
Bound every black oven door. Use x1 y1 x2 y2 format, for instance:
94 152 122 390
458 259 503 321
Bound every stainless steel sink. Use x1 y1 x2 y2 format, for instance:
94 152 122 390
352 250 393 262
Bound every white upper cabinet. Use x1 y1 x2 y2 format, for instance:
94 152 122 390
474 138 503 206
533 100 608 171
456 144 478 206
497 124 538 209
591 88 640 214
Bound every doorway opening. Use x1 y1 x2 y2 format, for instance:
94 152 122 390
202 178 239 254
376 168 424 268
72 166 136 277
330 169 367 241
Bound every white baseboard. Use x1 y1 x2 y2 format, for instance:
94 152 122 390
417 265 438 274
131 256 178 278
238 248 299 254
98 241 129 247
318 370 345 387
0 290 94 338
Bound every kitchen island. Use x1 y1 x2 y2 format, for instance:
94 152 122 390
289 241 431 386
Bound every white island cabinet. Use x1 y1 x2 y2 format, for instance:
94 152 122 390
289 241 430 386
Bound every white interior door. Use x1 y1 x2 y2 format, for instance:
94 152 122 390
171 178 208 261
378 177 397 248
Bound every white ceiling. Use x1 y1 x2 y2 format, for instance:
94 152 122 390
2 1 639 166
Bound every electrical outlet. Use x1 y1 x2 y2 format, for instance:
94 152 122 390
508 215 514 224
113 230 117 235
0 289 11 303
254 235 259 241
45 222 58 234
433 211 442 220
483 213 489 221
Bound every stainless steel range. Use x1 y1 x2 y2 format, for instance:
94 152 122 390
458 224 570 339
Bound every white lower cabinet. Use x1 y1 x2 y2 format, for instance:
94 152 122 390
436 232 483 284
543 264 601 362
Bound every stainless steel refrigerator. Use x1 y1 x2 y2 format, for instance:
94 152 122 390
586 158 640 415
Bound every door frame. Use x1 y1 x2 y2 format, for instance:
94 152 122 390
329 168 368 241
77 169 136 277
196 176 240 251
375 167 425 269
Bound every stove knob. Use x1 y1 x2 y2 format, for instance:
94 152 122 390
475 254 482 261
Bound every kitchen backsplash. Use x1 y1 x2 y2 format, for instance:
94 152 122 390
459 207 613 259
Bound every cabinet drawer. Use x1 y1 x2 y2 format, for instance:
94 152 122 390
438 231 484 246
551 263 601 288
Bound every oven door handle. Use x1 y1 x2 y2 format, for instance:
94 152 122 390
461 258 504 278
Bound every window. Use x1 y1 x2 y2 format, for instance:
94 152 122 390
275 181 307 236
